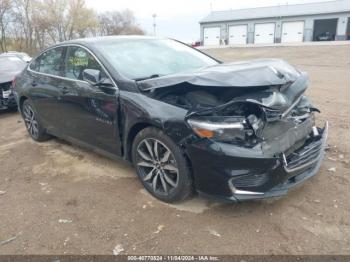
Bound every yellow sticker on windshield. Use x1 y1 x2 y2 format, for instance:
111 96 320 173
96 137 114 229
69 57 88 67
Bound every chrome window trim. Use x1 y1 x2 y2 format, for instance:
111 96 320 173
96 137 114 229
27 44 118 89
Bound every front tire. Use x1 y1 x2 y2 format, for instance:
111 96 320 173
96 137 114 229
132 127 193 203
21 100 51 142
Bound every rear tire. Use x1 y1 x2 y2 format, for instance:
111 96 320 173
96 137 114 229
132 127 193 203
21 100 51 142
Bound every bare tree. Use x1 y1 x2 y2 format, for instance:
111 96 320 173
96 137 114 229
67 0 98 39
0 0 12 52
1 0 145 54
98 9 144 36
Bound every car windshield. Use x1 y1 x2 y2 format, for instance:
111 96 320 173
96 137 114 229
0 56 26 71
95 38 218 80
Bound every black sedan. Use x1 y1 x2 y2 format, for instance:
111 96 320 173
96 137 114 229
0 55 27 110
13 36 328 203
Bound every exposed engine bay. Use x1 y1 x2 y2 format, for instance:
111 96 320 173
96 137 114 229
140 59 321 158
138 59 319 157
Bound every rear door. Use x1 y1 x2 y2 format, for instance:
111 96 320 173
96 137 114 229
58 45 121 155
229 25 248 45
254 23 275 44
28 46 66 132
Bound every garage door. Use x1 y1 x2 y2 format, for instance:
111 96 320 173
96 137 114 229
254 23 275 44
228 25 247 45
282 21 304 43
203 27 220 46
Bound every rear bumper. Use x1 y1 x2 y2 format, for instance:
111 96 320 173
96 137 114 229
187 122 328 202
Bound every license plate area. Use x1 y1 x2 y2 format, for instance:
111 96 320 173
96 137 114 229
2 90 12 99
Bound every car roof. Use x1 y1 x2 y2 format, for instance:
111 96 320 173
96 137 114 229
64 35 160 43
49 35 169 49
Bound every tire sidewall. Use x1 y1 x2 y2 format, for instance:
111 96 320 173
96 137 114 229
21 99 48 141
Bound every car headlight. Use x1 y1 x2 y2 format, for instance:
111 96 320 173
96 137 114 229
187 116 255 142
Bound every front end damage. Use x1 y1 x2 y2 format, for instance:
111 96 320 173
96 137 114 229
0 81 17 110
139 59 328 201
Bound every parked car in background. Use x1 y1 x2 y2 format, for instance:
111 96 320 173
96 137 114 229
0 55 27 110
13 36 328 203
316 32 334 41
191 41 201 47
0 51 32 63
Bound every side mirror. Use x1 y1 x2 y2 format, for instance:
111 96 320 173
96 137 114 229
83 69 101 84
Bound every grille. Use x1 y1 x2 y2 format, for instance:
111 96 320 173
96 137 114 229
0 82 11 91
230 173 269 189
285 137 323 170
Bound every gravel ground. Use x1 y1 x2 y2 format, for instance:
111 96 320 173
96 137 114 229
0 44 349 255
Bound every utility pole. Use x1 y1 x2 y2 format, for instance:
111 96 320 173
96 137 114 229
152 14 157 36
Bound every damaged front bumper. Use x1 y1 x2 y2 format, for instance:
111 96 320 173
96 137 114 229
186 122 328 202
0 83 17 110
0 92 17 110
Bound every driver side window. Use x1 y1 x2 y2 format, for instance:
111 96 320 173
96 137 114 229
64 46 106 81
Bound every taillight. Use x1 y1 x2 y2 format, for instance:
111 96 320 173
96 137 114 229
11 77 16 89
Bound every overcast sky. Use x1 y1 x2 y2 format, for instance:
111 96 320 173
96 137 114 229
85 0 331 42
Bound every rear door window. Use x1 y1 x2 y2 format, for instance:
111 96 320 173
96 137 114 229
64 46 106 81
30 47 65 76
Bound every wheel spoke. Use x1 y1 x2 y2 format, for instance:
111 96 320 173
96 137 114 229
23 107 30 119
163 173 177 188
154 140 159 160
152 172 159 192
144 140 154 160
143 168 156 182
163 164 178 173
28 124 34 136
159 173 168 193
160 150 171 163
32 122 39 136
137 148 153 162
137 161 155 168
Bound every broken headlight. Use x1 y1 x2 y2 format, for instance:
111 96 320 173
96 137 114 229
187 116 255 143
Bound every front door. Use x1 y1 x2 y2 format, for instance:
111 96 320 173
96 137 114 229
58 45 121 155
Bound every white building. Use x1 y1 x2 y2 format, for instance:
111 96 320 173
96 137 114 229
200 0 350 46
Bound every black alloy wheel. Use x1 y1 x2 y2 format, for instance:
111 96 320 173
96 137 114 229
22 100 50 142
132 127 193 203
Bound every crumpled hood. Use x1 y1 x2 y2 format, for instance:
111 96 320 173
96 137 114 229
138 59 302 90
0 69 23 84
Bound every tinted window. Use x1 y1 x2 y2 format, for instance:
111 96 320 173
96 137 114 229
64 46 105 80
95 39 218 80
30 47 65 76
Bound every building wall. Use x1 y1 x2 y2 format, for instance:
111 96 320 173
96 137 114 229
200 12 350 45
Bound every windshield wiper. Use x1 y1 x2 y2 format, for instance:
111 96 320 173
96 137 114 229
134 74 163 81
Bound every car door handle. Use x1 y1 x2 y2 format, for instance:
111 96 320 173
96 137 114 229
61 87 70 94
31 81 37 87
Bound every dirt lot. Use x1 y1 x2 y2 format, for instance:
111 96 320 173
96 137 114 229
1 44 350 255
